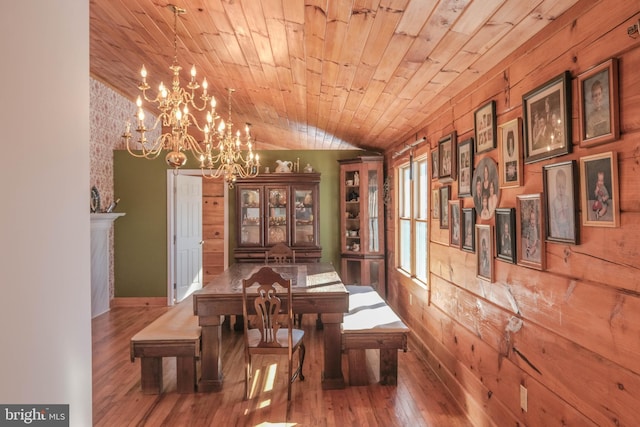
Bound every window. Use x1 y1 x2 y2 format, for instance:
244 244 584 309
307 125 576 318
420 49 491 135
397 156 429 284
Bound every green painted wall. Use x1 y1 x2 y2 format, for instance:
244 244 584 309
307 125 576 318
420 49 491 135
113 149 379 297
113 152 169 297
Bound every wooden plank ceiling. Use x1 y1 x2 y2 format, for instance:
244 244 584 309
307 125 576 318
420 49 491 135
90 0 579 152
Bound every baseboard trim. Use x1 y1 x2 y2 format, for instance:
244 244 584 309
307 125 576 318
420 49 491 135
111 297 167 308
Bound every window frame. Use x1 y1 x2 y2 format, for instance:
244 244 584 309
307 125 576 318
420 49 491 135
395 154 429 286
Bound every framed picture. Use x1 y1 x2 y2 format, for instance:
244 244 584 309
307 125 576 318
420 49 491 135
471 157 500 221
449 200 461 248
516 193 546 270
461 207 476 253
522 71 572 164
457 138 474 197
432 188 440 220
543 161 580 244
580 151 619 227
476 224 493 282
438 131 457 182
431 147 439 180
578 58 619 147
495 208 516 263
475 100 496 154
498 118 523 188
439 185 451 229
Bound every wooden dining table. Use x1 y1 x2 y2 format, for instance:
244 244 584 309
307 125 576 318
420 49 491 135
192 262 349 392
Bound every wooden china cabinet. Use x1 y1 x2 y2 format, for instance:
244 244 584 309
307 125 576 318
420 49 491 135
234 173 322 262
339 156 386 293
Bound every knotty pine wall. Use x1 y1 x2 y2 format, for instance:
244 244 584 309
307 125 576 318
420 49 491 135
384 1 640 426
202 179 226 283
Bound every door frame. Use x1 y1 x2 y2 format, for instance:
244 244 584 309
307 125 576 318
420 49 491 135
166 169 229 305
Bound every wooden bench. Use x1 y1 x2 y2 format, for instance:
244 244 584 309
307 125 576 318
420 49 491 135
342 285 410 386
130 296 201 394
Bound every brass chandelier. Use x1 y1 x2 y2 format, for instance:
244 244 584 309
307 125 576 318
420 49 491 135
122 4 259 187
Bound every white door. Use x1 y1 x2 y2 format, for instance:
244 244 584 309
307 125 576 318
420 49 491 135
174 174 203 302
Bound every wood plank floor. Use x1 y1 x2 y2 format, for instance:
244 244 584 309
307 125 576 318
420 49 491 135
92 306 473 426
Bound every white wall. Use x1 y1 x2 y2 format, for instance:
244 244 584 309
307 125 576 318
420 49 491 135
0 2 92 426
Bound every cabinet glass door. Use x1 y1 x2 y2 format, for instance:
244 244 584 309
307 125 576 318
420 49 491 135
365 168 382 253
293 187 315 245
267 187 288 244
344 168 361 253
239 187 262 245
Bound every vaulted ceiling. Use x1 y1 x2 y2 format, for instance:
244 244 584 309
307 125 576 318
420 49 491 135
90 0 579 152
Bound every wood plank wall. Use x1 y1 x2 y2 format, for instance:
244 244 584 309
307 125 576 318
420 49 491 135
384 1 640 426
202 179 226 283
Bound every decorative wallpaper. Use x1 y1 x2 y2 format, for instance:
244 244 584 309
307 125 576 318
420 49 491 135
89 78 158 301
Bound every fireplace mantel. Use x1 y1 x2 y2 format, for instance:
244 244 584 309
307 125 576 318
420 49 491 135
90 213 125 318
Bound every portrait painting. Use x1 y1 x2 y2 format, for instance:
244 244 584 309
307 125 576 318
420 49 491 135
449 200 461 248
580 151 619 227
476 224 493 282
471 157 500 221
432 188 440 220
439 185 451 229
578 58 619 147
458 138 474 197
498 118 523 188
438 132 457 182
431 147 439 180
523 71 572 163
543 161 579 244
461 207 476 253
516 193 546 270
475 101 496 154
495 208 516 264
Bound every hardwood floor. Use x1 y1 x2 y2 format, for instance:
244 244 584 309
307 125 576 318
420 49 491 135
92 306 473 426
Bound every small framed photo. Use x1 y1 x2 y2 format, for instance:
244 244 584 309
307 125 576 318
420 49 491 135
498 118 523 188
438 131 457 182
475 100 496 154
432 188 440 220
543 161 580 244
580 151 619 227
439 185 451 229
578 58 619 147
431 147 439 180
523 71 572 164
495 208 516 264
461 207 476 253
449 200 461 248
457 138 474 197
516 193 546 270
471 157 500 221
476 224 493 282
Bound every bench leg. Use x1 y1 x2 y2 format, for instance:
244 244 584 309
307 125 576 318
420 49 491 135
347 349 368 386
379 348 398 385
176 356 196 393
140 357 163 394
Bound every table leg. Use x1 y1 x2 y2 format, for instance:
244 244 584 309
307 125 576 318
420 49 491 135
321 312 345 389
198 316 223 392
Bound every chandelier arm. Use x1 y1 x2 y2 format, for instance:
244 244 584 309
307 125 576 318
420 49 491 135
123 6 259 182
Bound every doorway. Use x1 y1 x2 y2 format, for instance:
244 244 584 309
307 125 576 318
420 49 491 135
167 170 228 304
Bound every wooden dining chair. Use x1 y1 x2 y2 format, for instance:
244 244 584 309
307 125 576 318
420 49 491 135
242 266 305 401
265 242 303 326
265 242 296 264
